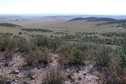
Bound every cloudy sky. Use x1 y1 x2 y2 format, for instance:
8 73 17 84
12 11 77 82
0 0 126 15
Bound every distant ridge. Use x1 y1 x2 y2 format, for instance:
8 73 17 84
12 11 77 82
69 17 116 21
69 17 126 28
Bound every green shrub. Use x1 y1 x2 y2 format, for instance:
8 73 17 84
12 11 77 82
21 28 53 32
121 37 126 54
32 36 49 47
32 36 62 52
48 38 62 52
18 32 22 35
14 36 35 53
56 43 71 56
61 34 76 41
0 38 16 51
67 48 85 65
57 43 89 66
93 46 112 68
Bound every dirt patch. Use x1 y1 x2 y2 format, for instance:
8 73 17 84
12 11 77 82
0 53 100 84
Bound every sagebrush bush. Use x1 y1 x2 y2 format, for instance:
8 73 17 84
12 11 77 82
14 36 32 53
2 49 14 66
56 44 72 66
56 44 71 56
0 75 11 84
57 43 88 66
25 48 48 66
57 54 65 69
101 58 126 84
3 49 14 61
93 46 112 68
67 48 86 65
48 38 62 52
119 51 126 69
0 38 16 51
32 36 62 52
14 36 38 53
121 37 126 54
24 70 35 80
43 67 65 84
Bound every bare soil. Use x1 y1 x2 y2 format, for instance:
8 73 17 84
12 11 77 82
0 53 101 84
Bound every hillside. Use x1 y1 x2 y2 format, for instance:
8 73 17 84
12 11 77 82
69 17 116 21
0 16 126 84
70 17 126 28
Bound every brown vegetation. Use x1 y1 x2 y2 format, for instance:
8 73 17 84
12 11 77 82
24 48 48 66
43 67 65 84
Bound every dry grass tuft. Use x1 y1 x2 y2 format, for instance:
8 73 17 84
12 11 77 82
100 58 126 84
24 48 48 67
24 70 35 80
42 67 65 84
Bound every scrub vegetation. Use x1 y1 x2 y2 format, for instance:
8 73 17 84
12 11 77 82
0 16 126 84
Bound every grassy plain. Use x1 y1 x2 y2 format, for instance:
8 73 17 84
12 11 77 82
0 16 126 40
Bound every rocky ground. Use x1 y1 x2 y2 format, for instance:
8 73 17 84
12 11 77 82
0 52 101 84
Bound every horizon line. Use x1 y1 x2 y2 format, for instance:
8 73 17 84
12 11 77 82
0 13 126 16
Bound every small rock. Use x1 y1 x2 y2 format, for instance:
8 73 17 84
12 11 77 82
12 75 16 78
75 82 80 84
67 75 75 82
37 67 40 69
83 73 87 76
78 77 82 80
76 70 79 73
11 70 20 74
11 82 17 84
67 75 71 79
70 78 75 83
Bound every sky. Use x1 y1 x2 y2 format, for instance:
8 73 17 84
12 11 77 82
0 0 126 15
